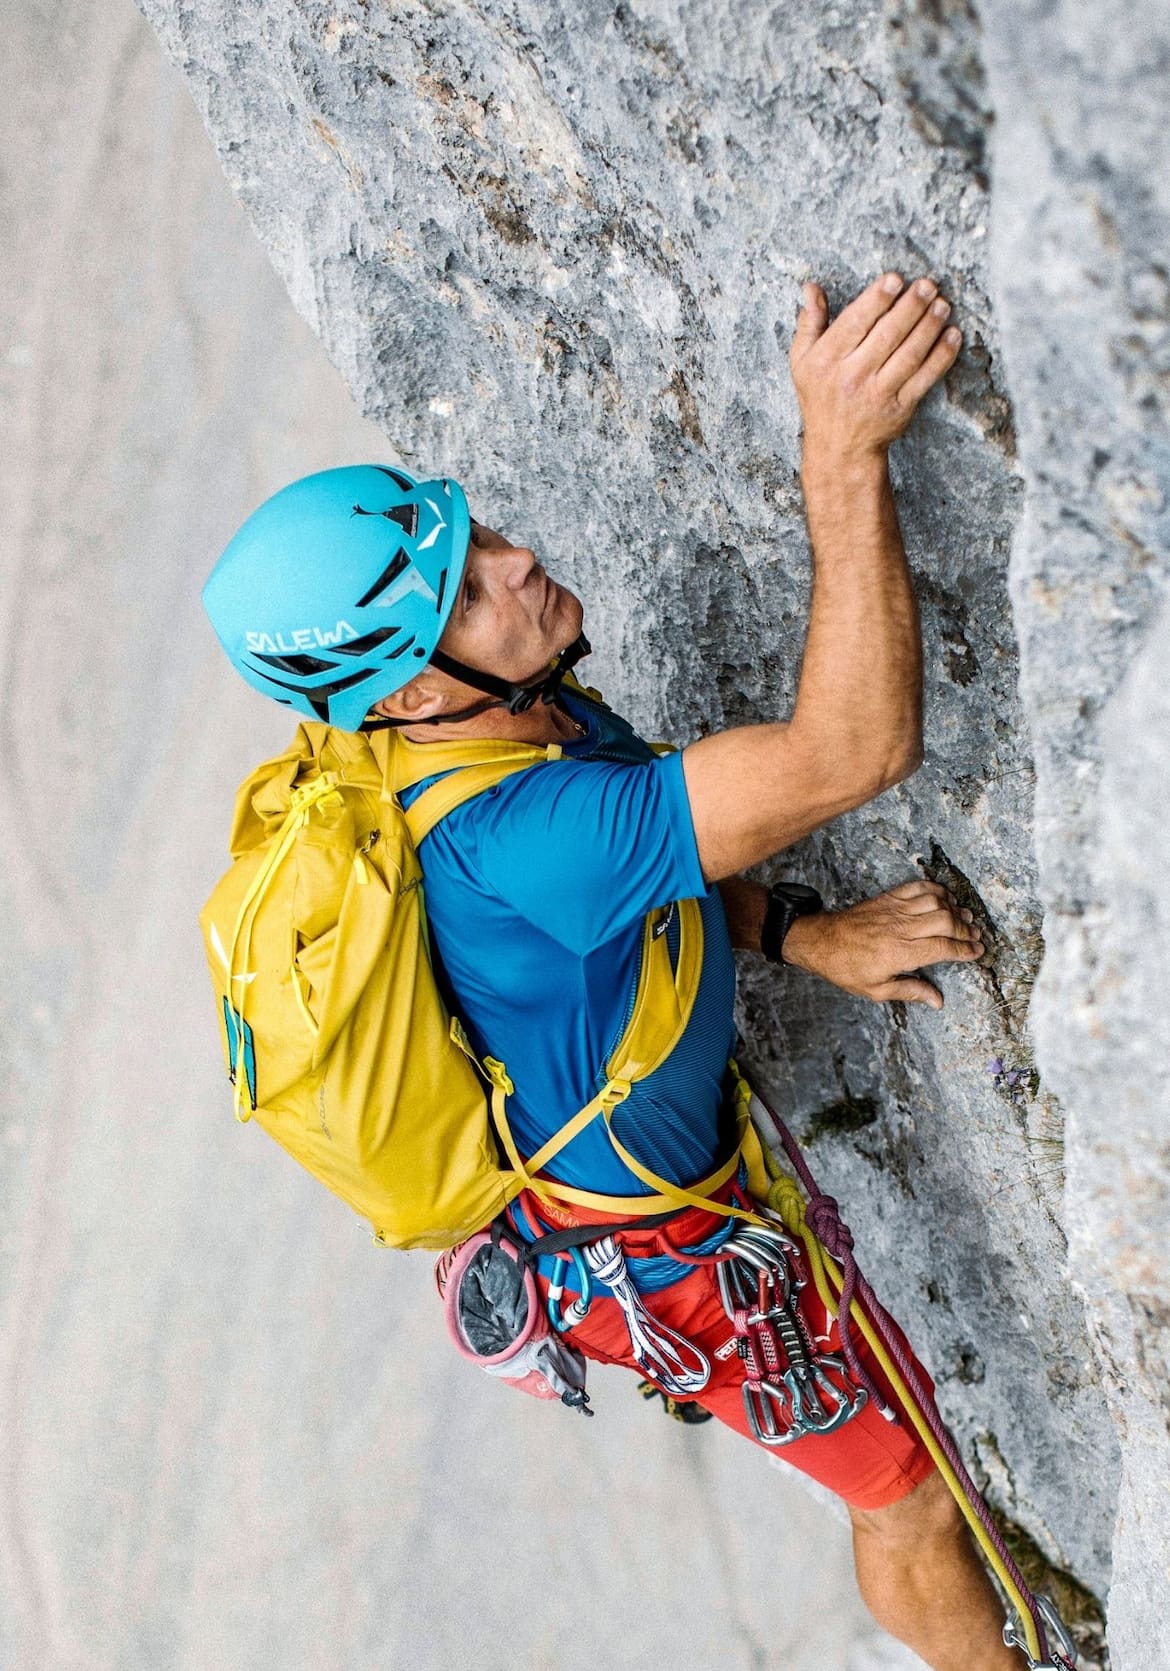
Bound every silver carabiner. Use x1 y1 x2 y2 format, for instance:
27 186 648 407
716 1252 755 1315
742 1377 798 1445
1003 1594 1078 1668
730 1224 805 1283
783 1356 867 1437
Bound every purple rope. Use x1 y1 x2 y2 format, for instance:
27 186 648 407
803 1188 891 1415
753 1085 1064 1668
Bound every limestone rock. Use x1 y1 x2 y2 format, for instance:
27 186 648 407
979 0 1170 1659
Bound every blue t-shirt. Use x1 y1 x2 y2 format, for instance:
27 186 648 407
401 690 736 1196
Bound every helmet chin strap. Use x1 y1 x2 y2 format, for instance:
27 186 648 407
363 633 592 731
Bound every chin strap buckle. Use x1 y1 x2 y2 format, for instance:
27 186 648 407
509 633 592 714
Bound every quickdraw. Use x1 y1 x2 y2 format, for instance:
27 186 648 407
580 1234 711 1396
714 1221 866 1447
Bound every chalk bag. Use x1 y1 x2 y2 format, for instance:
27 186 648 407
436 1229 591 1413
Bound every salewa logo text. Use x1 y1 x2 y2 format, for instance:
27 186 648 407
246 622 359 654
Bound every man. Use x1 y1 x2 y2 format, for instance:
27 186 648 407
206 274 1016 1670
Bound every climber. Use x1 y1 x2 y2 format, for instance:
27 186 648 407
205 272 1028 1671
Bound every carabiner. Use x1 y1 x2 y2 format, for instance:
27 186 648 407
730 1224 805 1284
1003 1594 1078 1669
783 1357 867 1436
743 1377 797 1444
547 1247 593 1333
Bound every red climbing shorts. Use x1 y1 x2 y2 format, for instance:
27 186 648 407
518 1187 938 1513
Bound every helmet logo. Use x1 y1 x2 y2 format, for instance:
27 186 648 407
417 496 447 551
246 621 359 654
368 563 438 610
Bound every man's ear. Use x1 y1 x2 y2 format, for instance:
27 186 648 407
371 671 448 724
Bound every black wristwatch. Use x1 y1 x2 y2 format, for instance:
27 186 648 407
760 882 824 965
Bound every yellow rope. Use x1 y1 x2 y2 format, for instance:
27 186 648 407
756 1141 1043 1665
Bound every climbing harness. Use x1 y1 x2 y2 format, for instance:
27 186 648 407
713 1221 866 1447
580 1235 712 1397
438 1080 1078 1666
747 1085 1078 1671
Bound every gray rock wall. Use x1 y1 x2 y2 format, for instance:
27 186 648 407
136 0 1170 1657
979 0 1170 1662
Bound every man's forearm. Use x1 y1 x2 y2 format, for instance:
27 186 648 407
717 877 767 951
679 277 957 881
794 445 923 793
717 875 831 970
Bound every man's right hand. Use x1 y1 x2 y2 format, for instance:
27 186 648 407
790 272 962 462
781 882 985 1010
682 271 961 882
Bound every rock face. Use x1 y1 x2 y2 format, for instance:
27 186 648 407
136 0 1169 1656
978 0 1170 1662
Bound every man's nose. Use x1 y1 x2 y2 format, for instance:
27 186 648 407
499 544 538 589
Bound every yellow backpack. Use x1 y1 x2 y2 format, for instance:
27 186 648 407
200 707 760 1250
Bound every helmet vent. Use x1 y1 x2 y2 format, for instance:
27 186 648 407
254 665 375 702
352 500 419 539
254 651 337 676
372 466 416 493
355 550 411 609
330 625 402 657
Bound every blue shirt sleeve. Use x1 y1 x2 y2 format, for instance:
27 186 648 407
457 749 707 955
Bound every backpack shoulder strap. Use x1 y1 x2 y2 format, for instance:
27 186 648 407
403 749 563 845
561 671 609 708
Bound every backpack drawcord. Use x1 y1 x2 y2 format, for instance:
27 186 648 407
225 776 347 1123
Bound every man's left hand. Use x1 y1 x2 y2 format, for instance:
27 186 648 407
781 881 984 1009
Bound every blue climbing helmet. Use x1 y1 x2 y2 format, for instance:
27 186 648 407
204 462 591 730
202 465 472 732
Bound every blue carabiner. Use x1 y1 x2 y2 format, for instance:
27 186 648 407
547 1247 594 1333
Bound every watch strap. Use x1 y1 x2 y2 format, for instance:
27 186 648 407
761 883 823 965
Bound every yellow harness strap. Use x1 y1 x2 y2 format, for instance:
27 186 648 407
386 717 763 1225
485 905 764 1222
546 1064 767 1221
